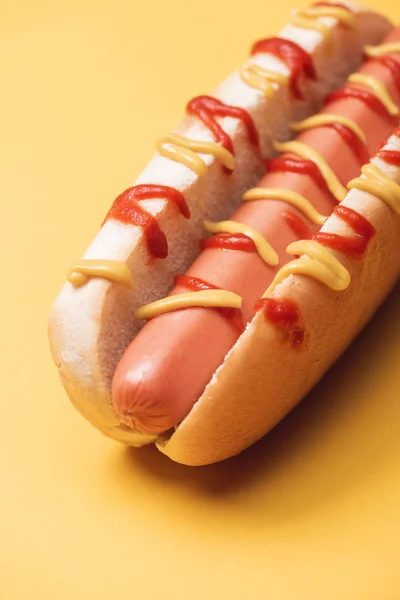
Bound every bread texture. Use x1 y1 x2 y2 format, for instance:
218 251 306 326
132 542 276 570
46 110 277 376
49 2 392 445
160 133 400 465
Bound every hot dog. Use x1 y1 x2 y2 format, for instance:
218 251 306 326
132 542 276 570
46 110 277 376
49 2 395 453
114 131 400 464
112 28 400 438
156 129 400 464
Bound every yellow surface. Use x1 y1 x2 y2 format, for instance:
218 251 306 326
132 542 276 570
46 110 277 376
1 0 400 598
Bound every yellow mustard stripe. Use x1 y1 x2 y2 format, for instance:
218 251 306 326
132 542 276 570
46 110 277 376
364 43 400 58
68 260 134 289
290 113 367 144
290 6 356 37
348 162 400 215
273 140 347 201
240 63 287 99
243 188 328 225
290 13 330 36
204 219 279 265
156 133 235 176
348 73 399 117
134 289 242 320
262 240 350 298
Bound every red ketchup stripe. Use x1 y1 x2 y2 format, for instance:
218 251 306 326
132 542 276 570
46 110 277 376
254 297 305 348
371 56 400 96
378 136 390 150
325 86 394 120
283 211 313 239
265 156 335 197
175 275 216 291
250 38 316 100
313 2 351 10
186 96 259 154
174 275 244 334
200 232 257 253
325 122 369 164
313 205 376 259
105 184 189 259
377 149 400 166
378 130 400 152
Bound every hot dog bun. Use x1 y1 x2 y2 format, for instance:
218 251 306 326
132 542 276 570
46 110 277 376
48 2 392 446
49 3 390 445
111 27 400 436
159 132 400 465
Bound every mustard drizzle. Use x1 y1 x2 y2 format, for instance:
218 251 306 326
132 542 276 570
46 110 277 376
243 188 328 225
68 260 135 288
273 140 347 201
156 133 235 176
348 162 400 215
347 73 399 116
239 63 287 99
364 43 400 58
290 113 367 144
262 240 350 297
134 289 242 320
290 5 356 38
204 219 279 265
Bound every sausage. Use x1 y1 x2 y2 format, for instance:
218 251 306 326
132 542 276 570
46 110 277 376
111 29 400 434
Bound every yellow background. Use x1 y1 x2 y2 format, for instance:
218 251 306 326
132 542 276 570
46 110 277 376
1 0 400 597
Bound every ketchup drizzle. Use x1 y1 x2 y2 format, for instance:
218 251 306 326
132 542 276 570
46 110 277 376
368 56 400 96
313 205 376 259
377 149 400 166
265 156 335 197
105 184 189 259
255 204 375 345
250 38 316 100
324 122 369 164
313 2 351 10
186 96 259 154
283 211 313 239
325 85 394 120
174 275 244 333
254 297 305 348
200 232 257 253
